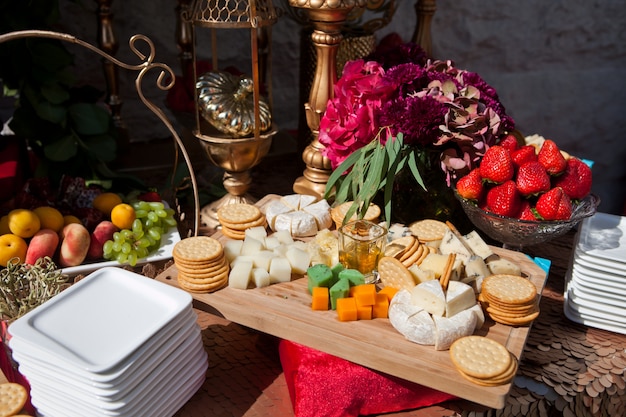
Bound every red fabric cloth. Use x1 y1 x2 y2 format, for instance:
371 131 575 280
0 136 26 202
279 340 456 417
1 322 35 415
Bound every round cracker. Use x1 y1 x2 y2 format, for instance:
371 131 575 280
399 237 420 262
482 274 537 305
408 219 449 242
331 201 381 227
489 309 540 326
385 236 416 258
173 236 223 263
449 336 512 379
0 382 28 417
378 256 416 292
219 214 267 231
177 261 230 281
220 226 248 240
178 273 228 293
217 203 262 224
458 353 518 386
401 244 424 268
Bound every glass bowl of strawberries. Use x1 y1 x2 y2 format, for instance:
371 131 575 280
454 137 601 250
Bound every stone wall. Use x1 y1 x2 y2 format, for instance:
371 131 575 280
56 0 626 213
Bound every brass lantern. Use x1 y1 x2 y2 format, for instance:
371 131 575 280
186 0 279 229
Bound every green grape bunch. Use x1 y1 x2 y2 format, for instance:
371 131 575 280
102 201 177 266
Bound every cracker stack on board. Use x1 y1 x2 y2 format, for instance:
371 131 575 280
217 203 267 240
479 274 540 326
449 336 518 386
172 236 229 293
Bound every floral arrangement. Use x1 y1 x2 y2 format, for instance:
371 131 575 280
320 36 515 223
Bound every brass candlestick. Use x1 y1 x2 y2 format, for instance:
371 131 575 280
288 0 367 198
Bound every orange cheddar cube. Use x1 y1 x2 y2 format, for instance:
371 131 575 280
372 293 389 319
378 286 399 303
311 286 329 311
336 297 357 321
351 284 377 307
356 304 372 320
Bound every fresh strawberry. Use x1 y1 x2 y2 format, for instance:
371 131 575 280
138 191 162 202
485 180 522 217
516 161 551 197
537 140 567 176
456 168 484 200
499 133 519 153
479 146 515 184
534 187 572 220
552 157 592 200
511 145 538 169
518 200 537 221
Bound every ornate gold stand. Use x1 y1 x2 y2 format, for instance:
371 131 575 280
289 0 367 198
412 0 437 57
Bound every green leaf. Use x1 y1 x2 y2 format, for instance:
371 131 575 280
82 134 117 162
408 152 427 191
69 103 111 135
44 134 78 161
41 82 70 104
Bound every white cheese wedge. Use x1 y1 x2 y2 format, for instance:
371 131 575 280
251 267 271 288
433 309 477 351
410 280 446 317
445 281 477 318
303 199 333 230
285 245 312 275
408 263 436 284
280 194 303 210
388 290 436 346
228 260 253 289
298 194 318 209
265 200 293 230
439 229 472 263
269 257 292 284
245 225 268 241
487 257 522 276
468 302 485 330
418 253 449 278
463 230 494 260
462 255 491 292
288 211 319 237
223 239 243 263
240 236 264 256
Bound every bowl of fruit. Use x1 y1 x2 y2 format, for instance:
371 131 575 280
454 136 600 250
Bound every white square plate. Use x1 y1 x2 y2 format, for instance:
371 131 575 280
8 267 192 374
576 212 626 263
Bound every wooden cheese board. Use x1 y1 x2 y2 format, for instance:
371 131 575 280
154 194 549 409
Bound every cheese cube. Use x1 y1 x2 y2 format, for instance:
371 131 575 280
487 257 522 276
269 257 292 284
419 253 450 278
410 280 446 317
463 230 494 260
228 260 253 289
338 269 365 286
378 286 398 303
264 236 281 250
439 229 472 263
351 284 377 307
245 226 268 241
250 250 276 272
408 263 436 284
311 286 329 311
241 237 264 256
372 293 390 319
286 245 312 275
445 281 476 318
251 267 271 288
273 230 294 245
223 239 243 263
463 255 491 291
336 297 358 321
329 277 350 310
356 304 372 320
307 263 336 293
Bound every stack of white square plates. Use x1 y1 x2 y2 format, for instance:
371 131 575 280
8 267 208 417
564 212 626 335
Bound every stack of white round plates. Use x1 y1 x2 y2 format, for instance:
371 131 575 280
8 267 208 417
564 212 626 335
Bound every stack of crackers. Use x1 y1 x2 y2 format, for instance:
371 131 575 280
172 236 229 293
450 336 518 386
0 382 29 417
217 203 267 240
384 235 434 268
479 274 540 326
408 219 450 246
330 201 381 229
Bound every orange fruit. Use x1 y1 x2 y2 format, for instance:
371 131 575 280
110 203 136 230
0 233 28 267
0 215 10 235
33 206 65 233
7 208 41 238
93 192 124 216
63 215 83 226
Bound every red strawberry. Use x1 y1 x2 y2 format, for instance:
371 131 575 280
552 157 592 200
516 161 551 197
499 133 519 153
535 187 572 220
518 200 537 221
485 180 522 217
456 168 484 200
537 140 567 176
479 146 515 184
511 145 538 169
